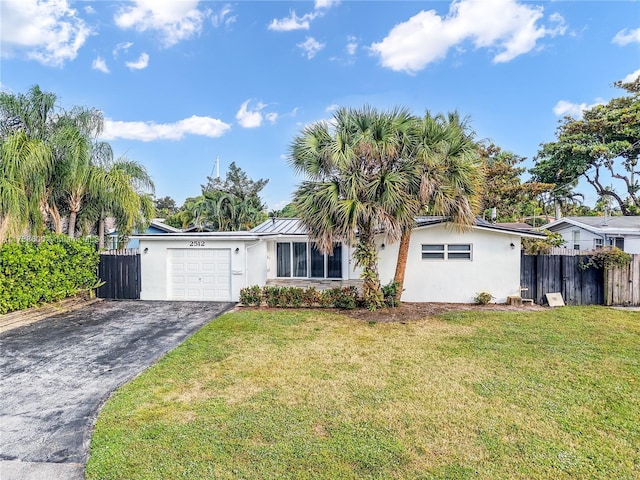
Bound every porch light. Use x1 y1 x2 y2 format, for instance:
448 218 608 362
235 247 240 254
510 242 515 249
143 247 149 254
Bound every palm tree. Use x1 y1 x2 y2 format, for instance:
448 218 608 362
290 106 419 309
392 112 483 300
85 157 155 249
0 132 52 241
194 190 265 231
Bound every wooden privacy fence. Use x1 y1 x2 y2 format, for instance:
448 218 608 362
520 254 603 306
97 249 141 299
604 255 640 306
521 253 640 306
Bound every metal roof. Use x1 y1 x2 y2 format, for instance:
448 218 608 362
546 216 640 233
252 216 545 238
251 218 309 235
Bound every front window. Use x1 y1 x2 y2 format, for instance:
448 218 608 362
594 238 603 249
277 243 291 277
293 242 307 277
277 242 342 278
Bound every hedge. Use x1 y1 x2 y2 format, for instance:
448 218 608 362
240 283 400 310
0 235 100 314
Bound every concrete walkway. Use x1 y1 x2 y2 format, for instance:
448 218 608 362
0 300 233 480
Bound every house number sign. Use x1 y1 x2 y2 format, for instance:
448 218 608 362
189 241 205 247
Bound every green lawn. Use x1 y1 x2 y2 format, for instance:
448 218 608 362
86 307 640 479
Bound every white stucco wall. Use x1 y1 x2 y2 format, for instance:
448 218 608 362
373 224 523 303
246 240 268 287
138 238 251 302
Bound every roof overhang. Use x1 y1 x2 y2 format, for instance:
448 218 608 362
413 219 546 239
131 232 282 241
545 218 640 236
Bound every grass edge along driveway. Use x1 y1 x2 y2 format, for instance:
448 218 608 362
86 307 640 480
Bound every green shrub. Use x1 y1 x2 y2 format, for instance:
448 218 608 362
580 247 632 270
262 286 281 307
474 291 494 305
0 235 100 314
238 285 363 310
302 286 319 306
327 286 359 310
382 281 401 307
239 285 262 306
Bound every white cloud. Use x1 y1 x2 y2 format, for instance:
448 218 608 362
269 1 337 32
211 4 236 28
85 6 95 15
236 100 266 128
325 104 339 113
622 69 640 83
371 0 567 74
315 0 340 9
298 37 325 59
113 42 134 57
92 56 109 73
266 112 279 124
268 11 316 31
0 0 91 67
552 99 604 118
114 0 208 47
125 52 149 70
346 36 358 56
102 115 231 141
613 28 640 46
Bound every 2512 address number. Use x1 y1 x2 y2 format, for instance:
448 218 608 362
189 241 205 247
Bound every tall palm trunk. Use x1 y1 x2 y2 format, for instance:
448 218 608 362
393 228 412 301
67 193 83 238
353 225 383 309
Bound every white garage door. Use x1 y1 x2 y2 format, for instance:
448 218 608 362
168 249 231 301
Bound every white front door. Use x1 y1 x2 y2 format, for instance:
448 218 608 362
168 249 231 301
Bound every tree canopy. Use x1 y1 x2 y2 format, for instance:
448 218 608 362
169 162 268 231
480 144 553 222
531 78 640 215
0 85 154 243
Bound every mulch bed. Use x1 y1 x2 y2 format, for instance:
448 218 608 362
237 302 546 323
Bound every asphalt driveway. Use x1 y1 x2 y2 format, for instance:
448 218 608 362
0 300 233 480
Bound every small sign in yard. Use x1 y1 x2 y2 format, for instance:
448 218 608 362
545 292 565 307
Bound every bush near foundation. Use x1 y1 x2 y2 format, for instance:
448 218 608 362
240 285 362 309
0 235 100 314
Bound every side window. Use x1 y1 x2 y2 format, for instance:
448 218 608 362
422 244 445 259
448 244 472 260
421 244 472 260
572 230 580 250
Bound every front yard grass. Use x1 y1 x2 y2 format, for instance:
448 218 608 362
86 307 640 479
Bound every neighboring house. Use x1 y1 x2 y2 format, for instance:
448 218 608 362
543 216 640 254
106 219 182 249
134 217 544 304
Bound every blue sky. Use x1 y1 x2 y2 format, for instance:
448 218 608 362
1 0 639 210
